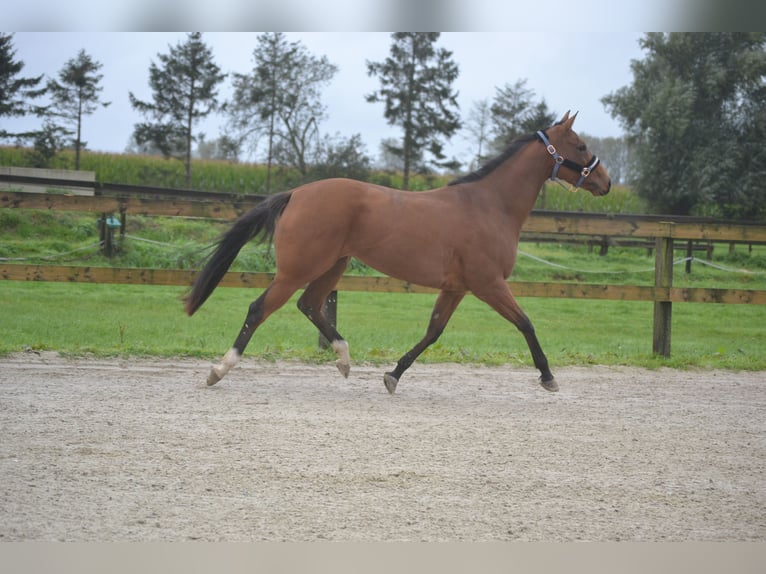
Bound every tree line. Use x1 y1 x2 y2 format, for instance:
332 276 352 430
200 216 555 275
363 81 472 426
1 32 765 219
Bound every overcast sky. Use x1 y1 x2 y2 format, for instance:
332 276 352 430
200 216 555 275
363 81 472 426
5 30 654 165
0 1 725 166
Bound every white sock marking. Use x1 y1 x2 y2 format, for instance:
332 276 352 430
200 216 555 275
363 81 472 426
332 339 351 377
212 348 241 379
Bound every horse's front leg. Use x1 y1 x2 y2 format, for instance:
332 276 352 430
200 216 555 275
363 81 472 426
473 280 558 392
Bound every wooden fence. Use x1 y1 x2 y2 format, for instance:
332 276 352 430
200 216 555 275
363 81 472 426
2 178 766 358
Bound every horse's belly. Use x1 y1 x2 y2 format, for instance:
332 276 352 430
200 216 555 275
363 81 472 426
354 242 463 291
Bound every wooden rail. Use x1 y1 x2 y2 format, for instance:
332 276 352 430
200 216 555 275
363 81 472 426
3 189 766 242
2 187 765 358
1 189 260 219
0 167 95 195
2 264 764 306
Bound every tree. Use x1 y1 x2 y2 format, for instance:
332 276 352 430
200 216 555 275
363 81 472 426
196 133 241 162
124 134 163 156
463 98 492 170
603 33 766 218
228 32 337 192
489 79 556 153
0 33 46 141
310 133 372 181
45 49 110 170
129 32 225 187
577 134 634 186
366 33 461 190
376 137 405 172
27 120 68 168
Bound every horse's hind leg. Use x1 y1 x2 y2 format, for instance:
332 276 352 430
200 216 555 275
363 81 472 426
207 278 300 386
384 289 465 394
297 257 351 378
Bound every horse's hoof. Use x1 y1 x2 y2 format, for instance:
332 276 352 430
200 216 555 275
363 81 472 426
383 373 398 394
539 375 558 392
207 368 222 386
336 360 350 379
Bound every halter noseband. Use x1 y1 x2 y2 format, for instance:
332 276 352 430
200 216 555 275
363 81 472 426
536 130 600 189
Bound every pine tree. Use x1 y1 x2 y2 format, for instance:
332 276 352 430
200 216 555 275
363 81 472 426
46 49 110 169
366 33 461 190
129 32 225 187
489 79 556 153
0 33 46 141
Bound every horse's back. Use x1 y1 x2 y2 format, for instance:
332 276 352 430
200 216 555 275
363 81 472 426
272 178 462 287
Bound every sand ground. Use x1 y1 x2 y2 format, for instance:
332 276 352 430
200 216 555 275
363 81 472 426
1 352 763 541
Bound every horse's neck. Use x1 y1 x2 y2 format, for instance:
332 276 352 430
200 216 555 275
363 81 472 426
483 146 549 224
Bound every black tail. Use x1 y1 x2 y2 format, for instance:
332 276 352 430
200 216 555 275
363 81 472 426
184 191 292 315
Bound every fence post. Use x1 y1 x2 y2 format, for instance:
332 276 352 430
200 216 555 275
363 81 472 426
97 213 122 257
119 208 127 240
318 290 338 349
98 212 115 257
98 212 107 253
685 240 693 274
653 231 674 357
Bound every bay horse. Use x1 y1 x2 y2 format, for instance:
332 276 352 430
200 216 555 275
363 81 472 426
184 112 611 393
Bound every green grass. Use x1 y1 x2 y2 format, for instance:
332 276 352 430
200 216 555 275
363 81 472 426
3 209 765 285
1 281 764 371
514 240 766 290
2 210 765 371
2 149 764 370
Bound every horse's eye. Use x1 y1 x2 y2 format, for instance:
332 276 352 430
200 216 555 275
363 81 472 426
578 144 587 152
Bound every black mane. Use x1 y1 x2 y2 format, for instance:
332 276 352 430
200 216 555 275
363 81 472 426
448 132 539 186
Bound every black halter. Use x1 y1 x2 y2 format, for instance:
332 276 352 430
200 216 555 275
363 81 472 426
536 130 600 188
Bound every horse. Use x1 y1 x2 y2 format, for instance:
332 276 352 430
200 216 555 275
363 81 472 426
184 111 611 393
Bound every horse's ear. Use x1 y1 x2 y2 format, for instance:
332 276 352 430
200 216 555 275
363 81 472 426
561 110 578 130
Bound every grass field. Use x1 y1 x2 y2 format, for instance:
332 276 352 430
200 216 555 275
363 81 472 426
2 149 765 370
2 213 765 371
2 279 764 371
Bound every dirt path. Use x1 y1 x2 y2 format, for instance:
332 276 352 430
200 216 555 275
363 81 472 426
0 352 763 541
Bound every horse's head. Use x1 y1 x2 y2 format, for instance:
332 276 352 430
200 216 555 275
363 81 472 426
536 111 611 196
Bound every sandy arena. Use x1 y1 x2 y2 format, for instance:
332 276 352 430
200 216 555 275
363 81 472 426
0 352 763 541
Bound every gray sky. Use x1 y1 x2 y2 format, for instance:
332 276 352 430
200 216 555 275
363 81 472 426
0 1 713 167
5 31 651 166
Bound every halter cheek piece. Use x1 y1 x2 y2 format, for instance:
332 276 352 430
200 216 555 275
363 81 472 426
536 130 600 189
